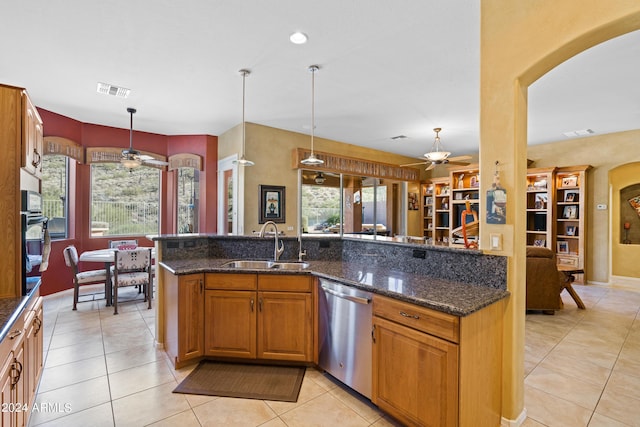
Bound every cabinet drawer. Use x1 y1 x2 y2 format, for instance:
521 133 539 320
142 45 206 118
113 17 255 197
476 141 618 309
373 295 459 343
557 255 579 267
258 275 312 292
205 273 257 290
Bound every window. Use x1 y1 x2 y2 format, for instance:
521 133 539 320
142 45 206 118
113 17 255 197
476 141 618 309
176 167 200 233
41 155 68 239
90 163 160 236
301 171 341 233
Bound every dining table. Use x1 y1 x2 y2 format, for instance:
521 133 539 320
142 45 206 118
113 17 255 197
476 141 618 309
79 247 156 306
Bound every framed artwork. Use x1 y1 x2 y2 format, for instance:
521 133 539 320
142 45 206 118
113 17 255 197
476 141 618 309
566 226 577 236
533 239 546 247
534 193 547 209
563 205 577 219
557 241 569 254
259 185 285 224
565 191 578 202
561 175 578 188
629 195 640 218
408 192 419 210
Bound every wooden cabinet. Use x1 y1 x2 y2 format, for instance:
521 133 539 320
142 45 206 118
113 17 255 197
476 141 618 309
204 273 313 362
422 177 450 245
163 271 204 368
555 165 591 270
526 167 556 250
21 92 43 179
0 292 42 427
372 295 503 427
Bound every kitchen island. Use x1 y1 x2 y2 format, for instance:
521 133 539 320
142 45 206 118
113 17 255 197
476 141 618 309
153 234 508 426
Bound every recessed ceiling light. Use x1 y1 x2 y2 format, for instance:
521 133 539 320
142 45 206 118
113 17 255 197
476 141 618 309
97 82 131 98
289 32 308 44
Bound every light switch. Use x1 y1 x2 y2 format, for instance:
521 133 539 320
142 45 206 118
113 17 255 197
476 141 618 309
596 204 607 210
490 233 502 250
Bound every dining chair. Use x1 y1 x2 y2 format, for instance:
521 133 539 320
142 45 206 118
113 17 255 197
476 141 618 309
63 245 108 310
112 247 153 315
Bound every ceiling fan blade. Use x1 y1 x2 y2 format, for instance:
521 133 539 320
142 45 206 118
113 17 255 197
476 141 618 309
447 160 471 166
400 161 428 167
425 163 436 171
142 158 169 166
447 155 472 162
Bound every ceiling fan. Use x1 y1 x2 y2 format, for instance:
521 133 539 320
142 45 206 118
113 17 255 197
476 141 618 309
401 127 471 171
121 107 169 169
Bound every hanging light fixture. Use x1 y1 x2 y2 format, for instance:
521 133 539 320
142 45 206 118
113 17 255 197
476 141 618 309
301 65 324 166
233 69 254 167
314 172 325 184
424 127 451 163
121 107 142 169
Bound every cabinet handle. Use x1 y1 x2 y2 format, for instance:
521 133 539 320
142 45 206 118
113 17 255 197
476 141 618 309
34 316 42 335
11 361 22 389
200 279 203 294
399 311 420 320
250 298 255 312
371 325 376 343
31 148 41 168
259 298 263 312
9 330 22 340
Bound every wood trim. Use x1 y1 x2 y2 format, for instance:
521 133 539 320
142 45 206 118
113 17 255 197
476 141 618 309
292 148 420 181
168 153 203 171
43 136 85 163
86 147 167 169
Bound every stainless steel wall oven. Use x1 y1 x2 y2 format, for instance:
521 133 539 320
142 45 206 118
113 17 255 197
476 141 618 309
21 190 50 295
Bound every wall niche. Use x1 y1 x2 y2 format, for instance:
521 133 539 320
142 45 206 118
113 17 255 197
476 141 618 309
621 183 640 244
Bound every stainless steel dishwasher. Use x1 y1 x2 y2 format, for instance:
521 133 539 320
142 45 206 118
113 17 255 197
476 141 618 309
318 279 373 398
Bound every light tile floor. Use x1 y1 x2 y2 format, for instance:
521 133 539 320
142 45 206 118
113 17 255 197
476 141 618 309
28 282 640 426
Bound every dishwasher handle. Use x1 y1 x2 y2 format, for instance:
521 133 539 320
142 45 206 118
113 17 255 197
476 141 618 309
321 284 371 305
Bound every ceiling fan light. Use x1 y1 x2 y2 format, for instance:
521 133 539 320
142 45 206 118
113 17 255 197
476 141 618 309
121 155 142 169
425 151 450 162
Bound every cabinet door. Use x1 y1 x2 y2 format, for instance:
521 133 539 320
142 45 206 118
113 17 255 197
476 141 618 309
257 291 312 362
372 316 459 427
204 290 256 358
22 93 43 178
0 353 13 427
178 275 204 361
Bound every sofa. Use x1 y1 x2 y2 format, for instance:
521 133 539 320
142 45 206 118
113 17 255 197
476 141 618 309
526 246 564 312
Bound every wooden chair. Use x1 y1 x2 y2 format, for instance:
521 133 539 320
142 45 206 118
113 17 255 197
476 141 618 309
63 245 108 310
112 248 153 315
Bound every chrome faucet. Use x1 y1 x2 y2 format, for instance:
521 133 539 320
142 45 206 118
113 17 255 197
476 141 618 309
258 221 284 261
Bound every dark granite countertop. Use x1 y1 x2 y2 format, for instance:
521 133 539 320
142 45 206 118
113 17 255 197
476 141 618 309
0 284 40 343
159 258 509 317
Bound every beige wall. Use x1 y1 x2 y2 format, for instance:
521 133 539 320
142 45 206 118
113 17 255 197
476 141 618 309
219 122 422 235
528 130 640 283
481 0 640 422
610 161 640 278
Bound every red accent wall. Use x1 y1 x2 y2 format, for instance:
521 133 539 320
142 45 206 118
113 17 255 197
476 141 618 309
38 109 218 296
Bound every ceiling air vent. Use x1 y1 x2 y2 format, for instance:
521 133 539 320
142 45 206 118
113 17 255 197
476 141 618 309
391 135 407 140
562 129 595 138
96 82 131 98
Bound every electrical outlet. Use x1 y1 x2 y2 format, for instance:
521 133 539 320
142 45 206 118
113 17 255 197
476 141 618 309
287 226 294 231
412 249 426 259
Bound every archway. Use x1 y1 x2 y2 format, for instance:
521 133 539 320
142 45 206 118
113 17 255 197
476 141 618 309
480 2 640 423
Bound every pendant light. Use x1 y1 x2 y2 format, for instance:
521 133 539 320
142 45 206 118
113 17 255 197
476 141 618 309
301 65 324 166
121 107 142 169
233 69 254 166
424 127 451 162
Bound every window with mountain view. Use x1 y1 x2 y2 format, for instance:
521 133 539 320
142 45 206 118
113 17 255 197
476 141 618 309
41 155 68 239
90 163 160 236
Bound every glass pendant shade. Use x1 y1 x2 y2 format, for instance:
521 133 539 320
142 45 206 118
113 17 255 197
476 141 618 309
424 127 450 162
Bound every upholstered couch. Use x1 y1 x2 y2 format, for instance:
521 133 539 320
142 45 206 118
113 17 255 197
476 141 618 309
526 246 564 312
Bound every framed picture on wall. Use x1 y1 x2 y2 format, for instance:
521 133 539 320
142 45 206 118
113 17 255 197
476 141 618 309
566 225 577 236
259 185 285 224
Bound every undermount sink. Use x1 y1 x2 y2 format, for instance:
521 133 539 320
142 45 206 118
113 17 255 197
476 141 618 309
221 260 309 270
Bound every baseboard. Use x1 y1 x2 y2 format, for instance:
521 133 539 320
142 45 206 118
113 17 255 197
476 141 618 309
609 275 640 291
501 408 527 427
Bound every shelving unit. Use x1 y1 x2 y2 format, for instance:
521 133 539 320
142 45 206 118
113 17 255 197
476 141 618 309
526 167 556 250
421 177 450 245
555 165 591 270
449 165 480 248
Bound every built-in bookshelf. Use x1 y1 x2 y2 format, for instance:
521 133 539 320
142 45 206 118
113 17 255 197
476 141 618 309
526 167 556 250
421 177 450 245
449 165 480 248
555 165 591 270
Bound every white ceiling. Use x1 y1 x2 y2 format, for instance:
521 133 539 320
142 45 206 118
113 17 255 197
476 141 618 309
0 1 638 160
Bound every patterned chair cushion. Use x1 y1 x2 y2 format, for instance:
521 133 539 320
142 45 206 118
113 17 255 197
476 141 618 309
76 269 108 284
113 271 149 287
